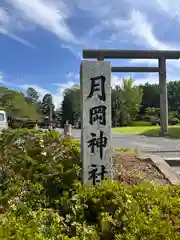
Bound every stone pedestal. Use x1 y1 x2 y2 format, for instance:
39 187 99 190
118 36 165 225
64 124 72 136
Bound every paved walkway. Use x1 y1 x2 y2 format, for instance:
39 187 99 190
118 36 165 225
56 128 180 174
69 129 180 156
56 128 180 157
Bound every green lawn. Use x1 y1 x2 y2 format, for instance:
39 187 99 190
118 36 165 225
112 125 180 139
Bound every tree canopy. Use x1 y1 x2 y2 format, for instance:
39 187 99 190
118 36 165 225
25 87 39 104
60 78 180 127
2 77 180 128
41 93 55 118
61 78 143 127
0 87 42 121
61 84 80 126
0 87 56 124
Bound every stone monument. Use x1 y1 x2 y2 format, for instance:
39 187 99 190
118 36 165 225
80 60 112 185
64 121 72 136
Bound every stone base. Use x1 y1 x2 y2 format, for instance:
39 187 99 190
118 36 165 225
159 131 168 137
64 124 72 136
137 150 180 185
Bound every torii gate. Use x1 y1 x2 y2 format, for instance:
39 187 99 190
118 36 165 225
83 49 180 136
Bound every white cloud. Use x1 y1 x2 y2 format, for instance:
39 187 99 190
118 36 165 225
74 2 180 60
133 67 180 86
0 27 35 48
61 44 82 59
52 81 76 109
155 0 180 15
73 0 115 17
135 73 159 85
110 9 178 51
0 72 6 84
20 81 77 109
130 10 178 50
66 72 79 79
129 58 180 82
20 84 48 98
0 7 10 24
111 74 122 88
0 7 34 47
129 59 158 69
110 9 180 73
2 0 180 91
6 0 76 43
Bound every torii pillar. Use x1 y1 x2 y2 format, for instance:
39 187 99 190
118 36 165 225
159 57 168 135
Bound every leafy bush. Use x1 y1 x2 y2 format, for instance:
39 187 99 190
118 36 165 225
169 111 179 119
0 128 81 212
65 182 180 239
1 181 180 239
169 117 180 125
0 208 75 240
1 129 180 239
145 107 160 116
139 115 159 125
130 121 152 126
9 119 38 129
149 116 160 125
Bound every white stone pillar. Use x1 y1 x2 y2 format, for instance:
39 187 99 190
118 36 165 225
80 60 112 185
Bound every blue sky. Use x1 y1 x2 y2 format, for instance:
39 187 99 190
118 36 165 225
0 0 180 108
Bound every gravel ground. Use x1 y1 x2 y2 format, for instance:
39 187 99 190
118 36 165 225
113 153 170 185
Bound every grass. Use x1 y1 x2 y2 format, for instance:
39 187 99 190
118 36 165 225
113 148 137 155
112 125 180 139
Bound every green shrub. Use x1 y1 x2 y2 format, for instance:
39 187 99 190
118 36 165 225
141 115 153 122
1 181 180 239
145 107 160 116
0 208 77 240
64 181 180 239
9 119 37 129
8 119 24 128
149 116 160 125
1 128 180 239
0 128 81 211
24 121 37 129
140 115 160 125
130 121 152 126
169 117 180 125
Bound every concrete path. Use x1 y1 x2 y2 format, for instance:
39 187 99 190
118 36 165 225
73 129 180 173
56 128 180 174
68 129 180 155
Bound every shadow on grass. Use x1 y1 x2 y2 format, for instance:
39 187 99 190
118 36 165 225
141 126 180 139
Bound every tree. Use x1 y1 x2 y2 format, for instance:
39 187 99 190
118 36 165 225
61 85 80 126
168 81 180 112
54 108 62 127
0 86 42 121
140 83 160 113
111 78 143 126
111 85 121 127
41 93 55 119
25 87 39 103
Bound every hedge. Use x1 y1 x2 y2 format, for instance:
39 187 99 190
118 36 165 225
0 129 180 239
130 121 152 126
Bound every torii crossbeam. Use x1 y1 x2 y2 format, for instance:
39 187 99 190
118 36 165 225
83 49 180 136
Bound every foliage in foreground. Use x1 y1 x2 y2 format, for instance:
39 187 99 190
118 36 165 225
0 128 81 211
0 129 180 239
1 181 180 239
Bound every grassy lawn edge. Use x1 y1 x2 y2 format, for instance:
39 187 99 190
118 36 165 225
112 125 180 139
